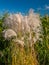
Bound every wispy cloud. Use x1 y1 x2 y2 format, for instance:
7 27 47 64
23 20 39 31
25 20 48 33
37 5 49 12
37 7 45 11
45 5 49 10
37 7 42 11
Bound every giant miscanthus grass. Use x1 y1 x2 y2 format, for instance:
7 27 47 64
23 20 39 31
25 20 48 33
2 9 42 65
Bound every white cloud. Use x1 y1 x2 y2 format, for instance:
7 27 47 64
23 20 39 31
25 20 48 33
45 5 49 10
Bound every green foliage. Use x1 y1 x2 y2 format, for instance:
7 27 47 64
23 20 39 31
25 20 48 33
35 15 49 65
0 14 11 65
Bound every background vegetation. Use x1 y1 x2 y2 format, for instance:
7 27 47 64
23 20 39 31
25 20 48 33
0 13 49 65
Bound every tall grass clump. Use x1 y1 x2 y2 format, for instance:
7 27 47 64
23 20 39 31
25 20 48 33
2 9 42 65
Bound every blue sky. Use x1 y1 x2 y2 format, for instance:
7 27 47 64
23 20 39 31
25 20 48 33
0 0 49 15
